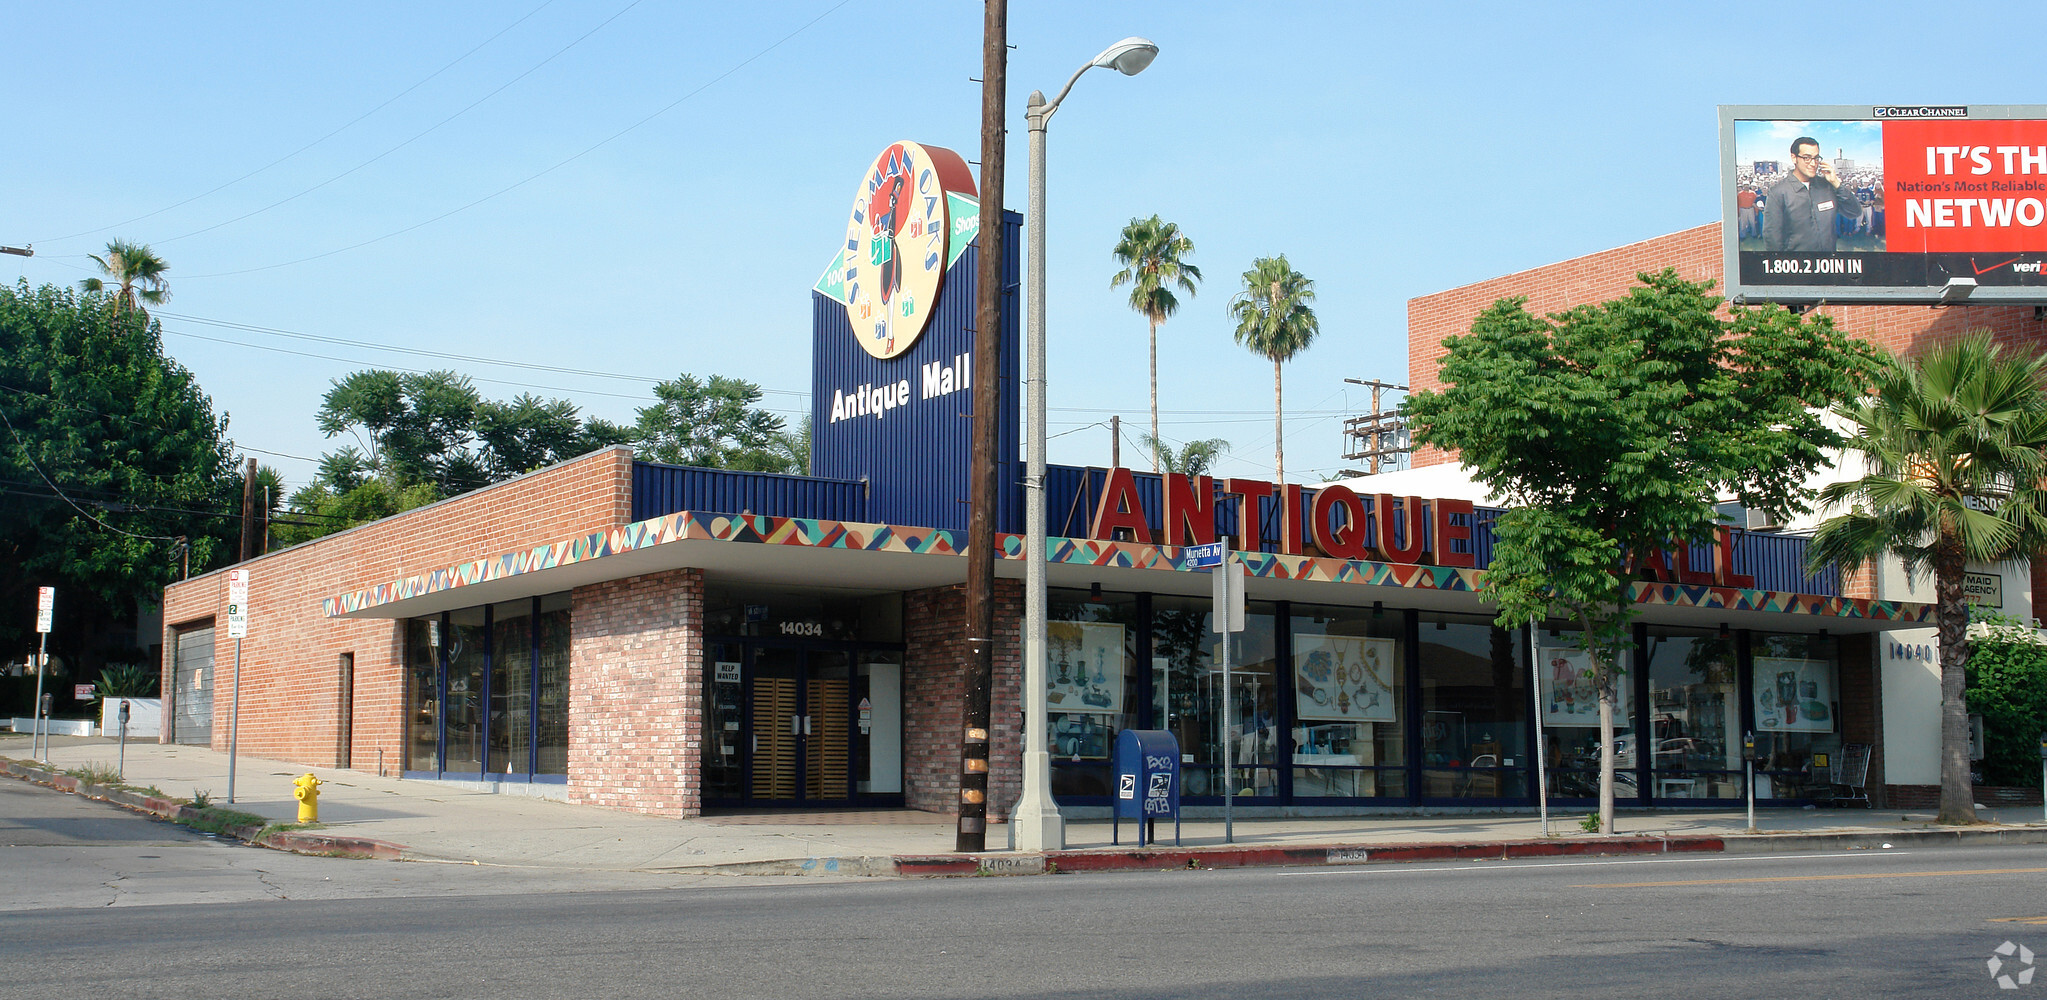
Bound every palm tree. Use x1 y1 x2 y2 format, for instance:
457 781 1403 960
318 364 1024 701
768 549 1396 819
1139 433 1230 477
1228 256 1319 485
1809 333 2047 826
1111 216 1201 472
79 239 171 315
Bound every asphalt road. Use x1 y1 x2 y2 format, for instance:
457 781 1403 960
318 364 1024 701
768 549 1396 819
4 780 2044 999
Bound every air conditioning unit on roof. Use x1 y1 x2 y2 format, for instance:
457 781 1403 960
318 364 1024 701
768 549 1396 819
1745 507 1783 532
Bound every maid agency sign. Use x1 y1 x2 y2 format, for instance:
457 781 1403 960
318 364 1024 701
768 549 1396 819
810 141 1020 532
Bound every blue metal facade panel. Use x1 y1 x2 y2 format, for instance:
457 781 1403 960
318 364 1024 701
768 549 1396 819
812 212 1022 533
629 462 867 523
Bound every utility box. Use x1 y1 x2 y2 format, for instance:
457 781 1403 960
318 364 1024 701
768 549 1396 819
1112 729 1181 846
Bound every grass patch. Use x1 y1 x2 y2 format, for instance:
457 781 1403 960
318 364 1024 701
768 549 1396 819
64 763 124 787
176 805 269 837
255 821 324 840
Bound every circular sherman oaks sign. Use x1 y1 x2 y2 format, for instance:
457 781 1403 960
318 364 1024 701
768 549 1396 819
820 141 979 360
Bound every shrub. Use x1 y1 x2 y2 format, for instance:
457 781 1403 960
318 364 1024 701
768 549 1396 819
1966 612 2047 787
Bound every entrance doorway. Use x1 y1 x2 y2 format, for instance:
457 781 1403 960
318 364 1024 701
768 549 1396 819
704 640 902 807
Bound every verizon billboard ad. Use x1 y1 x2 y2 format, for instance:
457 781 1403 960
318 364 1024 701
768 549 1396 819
1720 105 2047 304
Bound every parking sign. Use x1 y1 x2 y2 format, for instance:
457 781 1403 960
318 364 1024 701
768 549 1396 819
227 569 249 638
36 586 53 633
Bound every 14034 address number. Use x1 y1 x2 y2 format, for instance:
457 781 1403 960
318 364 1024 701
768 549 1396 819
779 621 824 636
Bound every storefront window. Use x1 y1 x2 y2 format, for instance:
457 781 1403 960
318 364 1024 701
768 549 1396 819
1290 603 1406 799
536 594 570 775
1536 627 1637 802
1151 594 1279 799
444 607 490 774
490 600 533 775
1046 589 1140 799
405 617 438 772
1751 632 1842 801
1419 614 1527 799
1645 628 1742 800
405 595 570 779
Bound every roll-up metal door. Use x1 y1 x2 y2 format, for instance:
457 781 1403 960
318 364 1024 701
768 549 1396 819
171 626 214 745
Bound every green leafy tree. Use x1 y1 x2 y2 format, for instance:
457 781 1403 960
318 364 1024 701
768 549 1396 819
767 416 813 477
78 239 171 316
1965 611 2047 789
633 374 786 470
1139 433 1230 477
1405 270 1881 833
1228 255 1319 485
1809 334 2047 824
316 369 482 493
474 393 633 481
0 281 238 704
1111 216 1201 472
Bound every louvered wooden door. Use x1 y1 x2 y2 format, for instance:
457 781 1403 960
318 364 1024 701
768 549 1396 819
746 646 853 804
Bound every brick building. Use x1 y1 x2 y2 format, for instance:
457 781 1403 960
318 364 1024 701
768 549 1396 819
155 151 1949 820
1365 221 2046 807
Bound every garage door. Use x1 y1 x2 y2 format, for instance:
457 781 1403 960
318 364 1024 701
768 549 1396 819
171 626 214 745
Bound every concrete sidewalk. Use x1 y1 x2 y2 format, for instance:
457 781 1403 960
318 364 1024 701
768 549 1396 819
6 732 2044 877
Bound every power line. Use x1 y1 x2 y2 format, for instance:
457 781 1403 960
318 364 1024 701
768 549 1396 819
37 1 561 246
181 0 855 280
0 408 181 541
155 310 808 397
160 2 644 248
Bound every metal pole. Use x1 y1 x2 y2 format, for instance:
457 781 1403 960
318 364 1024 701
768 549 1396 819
1529 617 1549 836
31 633 48 762
1014 90 1064 852
228 637 243 803
118 701 130 779
1744 730 1757 833
1221 609 1234 844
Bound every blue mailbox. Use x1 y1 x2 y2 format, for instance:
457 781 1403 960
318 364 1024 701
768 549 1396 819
1112 729 1181 847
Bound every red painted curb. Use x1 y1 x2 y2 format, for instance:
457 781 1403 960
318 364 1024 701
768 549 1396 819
259 831 407 860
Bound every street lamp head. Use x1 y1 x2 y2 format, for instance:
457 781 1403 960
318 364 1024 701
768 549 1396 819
1092 37 1158 76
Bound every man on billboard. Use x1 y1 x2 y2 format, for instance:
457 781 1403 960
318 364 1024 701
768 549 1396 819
1763 137 1861 251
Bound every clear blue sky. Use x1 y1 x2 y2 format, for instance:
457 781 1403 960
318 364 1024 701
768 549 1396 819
6 1 2039 493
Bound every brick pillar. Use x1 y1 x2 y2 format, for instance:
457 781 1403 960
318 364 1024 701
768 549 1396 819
567 568 705 817
903 579 1022 817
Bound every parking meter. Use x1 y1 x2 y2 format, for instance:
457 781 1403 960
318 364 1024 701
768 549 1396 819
2038 731 2047 760
1743 731 1756 763
117 699 132 778
39 692 51 717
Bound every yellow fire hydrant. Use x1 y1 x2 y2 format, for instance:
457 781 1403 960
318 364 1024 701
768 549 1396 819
293 773 321 823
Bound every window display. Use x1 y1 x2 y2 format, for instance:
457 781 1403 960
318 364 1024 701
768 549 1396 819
1291 604 1405 799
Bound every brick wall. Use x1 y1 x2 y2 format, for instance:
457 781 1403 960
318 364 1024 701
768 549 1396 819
1407 223 2047 467
157 447 635 773
566 567 704 818
901 580 1022 817
1836 633 1884 805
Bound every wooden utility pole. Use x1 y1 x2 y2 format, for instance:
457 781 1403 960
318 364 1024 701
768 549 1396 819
958 0 1007 853
1110 415 1120 468
238 458 260 562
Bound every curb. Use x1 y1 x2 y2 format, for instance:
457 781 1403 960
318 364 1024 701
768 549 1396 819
0 757 408 861
884 825 2047 877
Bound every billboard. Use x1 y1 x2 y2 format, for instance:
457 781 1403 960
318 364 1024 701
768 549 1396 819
1720 105 2047 305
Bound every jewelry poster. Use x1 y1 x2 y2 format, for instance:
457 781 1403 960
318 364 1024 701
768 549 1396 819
1753 656 1835 733
1293 635 1396 722
1047 621 1125 715
1540 646 1629 726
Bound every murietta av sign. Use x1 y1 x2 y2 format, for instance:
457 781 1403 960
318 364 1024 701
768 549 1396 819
1720 103 2047 305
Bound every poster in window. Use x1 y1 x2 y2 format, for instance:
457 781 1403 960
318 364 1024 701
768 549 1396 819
1294 635 1396 722
1540 647 1630 726
1047 621 1125 715
1753 656 1835 733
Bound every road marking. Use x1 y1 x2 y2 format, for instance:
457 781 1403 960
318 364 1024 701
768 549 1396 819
1277 851 1902 877
1990 916 2047 925
1577 867 2047 889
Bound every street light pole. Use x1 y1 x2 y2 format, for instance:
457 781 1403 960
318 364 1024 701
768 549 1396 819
1015 36 1158 853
